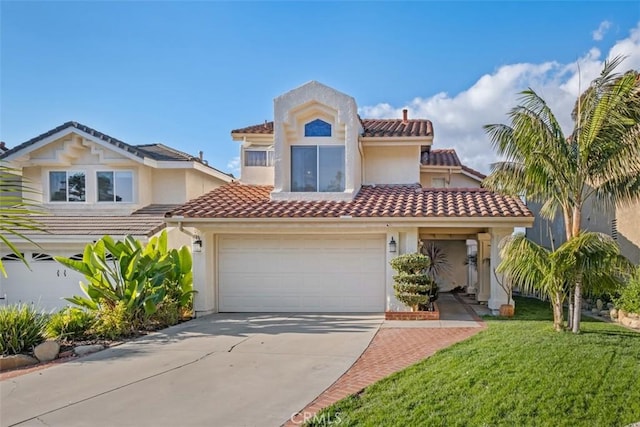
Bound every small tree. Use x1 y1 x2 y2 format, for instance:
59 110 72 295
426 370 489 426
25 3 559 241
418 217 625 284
390 253 436 312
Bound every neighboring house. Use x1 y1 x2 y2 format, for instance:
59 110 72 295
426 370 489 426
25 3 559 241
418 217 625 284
527 199 640 264
165 81 533 315
0 121 234 310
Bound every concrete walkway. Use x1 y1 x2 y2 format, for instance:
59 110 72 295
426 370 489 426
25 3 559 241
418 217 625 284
1 314 382 427
286 293 486 425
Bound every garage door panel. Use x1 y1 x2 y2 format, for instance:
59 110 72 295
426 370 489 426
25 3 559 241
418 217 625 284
218 235 385 312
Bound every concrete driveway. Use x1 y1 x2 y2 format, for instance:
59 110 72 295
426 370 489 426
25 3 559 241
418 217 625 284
0 313 382 427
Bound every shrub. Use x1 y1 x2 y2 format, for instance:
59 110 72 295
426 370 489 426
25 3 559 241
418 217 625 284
0 304 48 355
55 230 194 325
149 299 181 329
390 253 437 311
46 307 96 341
89 301 135 340
615 266 640 314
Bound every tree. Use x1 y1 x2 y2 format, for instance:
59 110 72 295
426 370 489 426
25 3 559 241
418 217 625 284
0 161 45 277
484 56 640 332
498 233 632 331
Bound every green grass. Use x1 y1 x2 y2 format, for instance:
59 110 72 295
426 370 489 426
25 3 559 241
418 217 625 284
308 297 640 427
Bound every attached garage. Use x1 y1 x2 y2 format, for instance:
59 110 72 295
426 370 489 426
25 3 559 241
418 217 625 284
217 234 386 312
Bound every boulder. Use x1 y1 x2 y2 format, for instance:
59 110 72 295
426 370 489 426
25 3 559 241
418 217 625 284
591 307 600 315
0 354 39 372
74 344 105 356
600 310 610 317
606 302 614 310
610 308 618 319
34 340 60 362
596 299 604 311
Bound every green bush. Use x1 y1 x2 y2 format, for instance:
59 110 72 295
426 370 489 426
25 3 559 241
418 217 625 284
149 299 181 329
390 253 437 311
89 301 135 340
615 266 640 314
55 230 195 326
0 304 48 355
46 307 96 341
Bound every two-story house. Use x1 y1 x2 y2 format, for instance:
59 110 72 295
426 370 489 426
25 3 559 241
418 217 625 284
166 81 534 315
0 121 233 310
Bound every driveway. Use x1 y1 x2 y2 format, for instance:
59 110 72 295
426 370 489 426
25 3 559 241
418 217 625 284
0 313 382 427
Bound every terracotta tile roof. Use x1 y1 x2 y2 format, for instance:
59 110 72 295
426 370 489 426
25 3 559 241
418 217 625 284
168 183 531 219
421 149 461 167
15 215 166 237
231 119 433 138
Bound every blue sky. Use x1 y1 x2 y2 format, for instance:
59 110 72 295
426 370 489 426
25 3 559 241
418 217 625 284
1 1 639 175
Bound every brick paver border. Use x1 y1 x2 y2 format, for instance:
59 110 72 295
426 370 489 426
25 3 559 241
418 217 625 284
285 320 485 425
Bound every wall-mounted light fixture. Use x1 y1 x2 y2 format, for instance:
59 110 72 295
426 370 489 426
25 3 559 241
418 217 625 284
388 237 397 253
192 236 203 253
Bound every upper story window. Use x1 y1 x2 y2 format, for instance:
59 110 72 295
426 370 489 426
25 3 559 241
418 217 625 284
291 146 344 192
97 171 133 202
49 171 86 202
244 150 274 167
304 119 332 137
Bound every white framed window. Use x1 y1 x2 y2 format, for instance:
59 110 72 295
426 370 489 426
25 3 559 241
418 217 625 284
244 150 274 167
431 177 446 188
291 145 345 192
97 171 134 202
49 171 86 202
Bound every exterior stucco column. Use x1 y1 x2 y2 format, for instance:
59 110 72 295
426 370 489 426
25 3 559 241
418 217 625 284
476 233 491 303
466 239 478 295
488 228 515 314
386 229 419 312
193 232 216 317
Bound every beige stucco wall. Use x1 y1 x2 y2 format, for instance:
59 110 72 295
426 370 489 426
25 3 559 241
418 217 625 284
364 146 420 185
420 171 481 188
151 169 187 204
240 163 274 186
185 169 227 200
617 202 640 264
423 240 468 292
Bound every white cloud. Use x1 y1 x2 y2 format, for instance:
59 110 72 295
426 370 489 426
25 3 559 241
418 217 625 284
227 156 241 177
360 22 640 174
592 20 612 41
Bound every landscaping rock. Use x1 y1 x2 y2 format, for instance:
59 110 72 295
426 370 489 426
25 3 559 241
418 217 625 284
600 310 610 317
610 308 618 319
606 302 614 310
591 307 600 315
74 344 105 356
0 354 39 372
34 340 60 362
596 299 604 310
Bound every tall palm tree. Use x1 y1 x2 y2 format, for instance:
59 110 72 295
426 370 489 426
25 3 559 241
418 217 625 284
0 161 45 277
484 56 640 332
498 233 632 331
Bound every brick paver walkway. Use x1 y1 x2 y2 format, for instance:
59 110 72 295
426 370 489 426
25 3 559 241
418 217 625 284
285 322 485 425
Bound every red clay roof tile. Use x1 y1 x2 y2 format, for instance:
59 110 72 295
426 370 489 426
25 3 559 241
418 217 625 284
168 183 531 219
231 119 433 138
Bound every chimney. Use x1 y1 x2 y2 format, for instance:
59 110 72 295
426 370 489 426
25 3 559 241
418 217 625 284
402 109 408 124
264 120 268 129
198 150 203 161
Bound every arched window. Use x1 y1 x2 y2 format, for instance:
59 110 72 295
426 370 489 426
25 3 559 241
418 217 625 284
304 119 331 137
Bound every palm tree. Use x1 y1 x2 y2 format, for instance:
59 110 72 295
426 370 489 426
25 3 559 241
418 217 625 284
484 56 640 332
0 161 45 277
498 233 633 331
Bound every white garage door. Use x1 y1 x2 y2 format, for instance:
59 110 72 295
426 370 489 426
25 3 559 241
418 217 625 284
0 251 86 311
218 234 386 312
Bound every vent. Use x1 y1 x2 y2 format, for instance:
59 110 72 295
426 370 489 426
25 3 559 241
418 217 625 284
32 253 54 262
70 253 84 261
611 219 618 241
1 253 24 261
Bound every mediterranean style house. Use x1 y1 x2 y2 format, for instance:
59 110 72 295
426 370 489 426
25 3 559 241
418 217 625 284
165 81 534 315
0 121 233 310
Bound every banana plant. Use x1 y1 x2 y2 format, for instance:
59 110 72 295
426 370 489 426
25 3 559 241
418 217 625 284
55 231 194 320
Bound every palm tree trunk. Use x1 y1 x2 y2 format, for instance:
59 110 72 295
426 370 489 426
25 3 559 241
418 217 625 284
567 288 573 330
552 291 565 331
572 279 582 333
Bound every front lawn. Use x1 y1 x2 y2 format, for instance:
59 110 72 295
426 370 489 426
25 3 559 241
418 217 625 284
309 297 640 427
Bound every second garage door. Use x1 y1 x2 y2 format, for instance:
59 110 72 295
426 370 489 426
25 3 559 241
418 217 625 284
218 234 386 312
